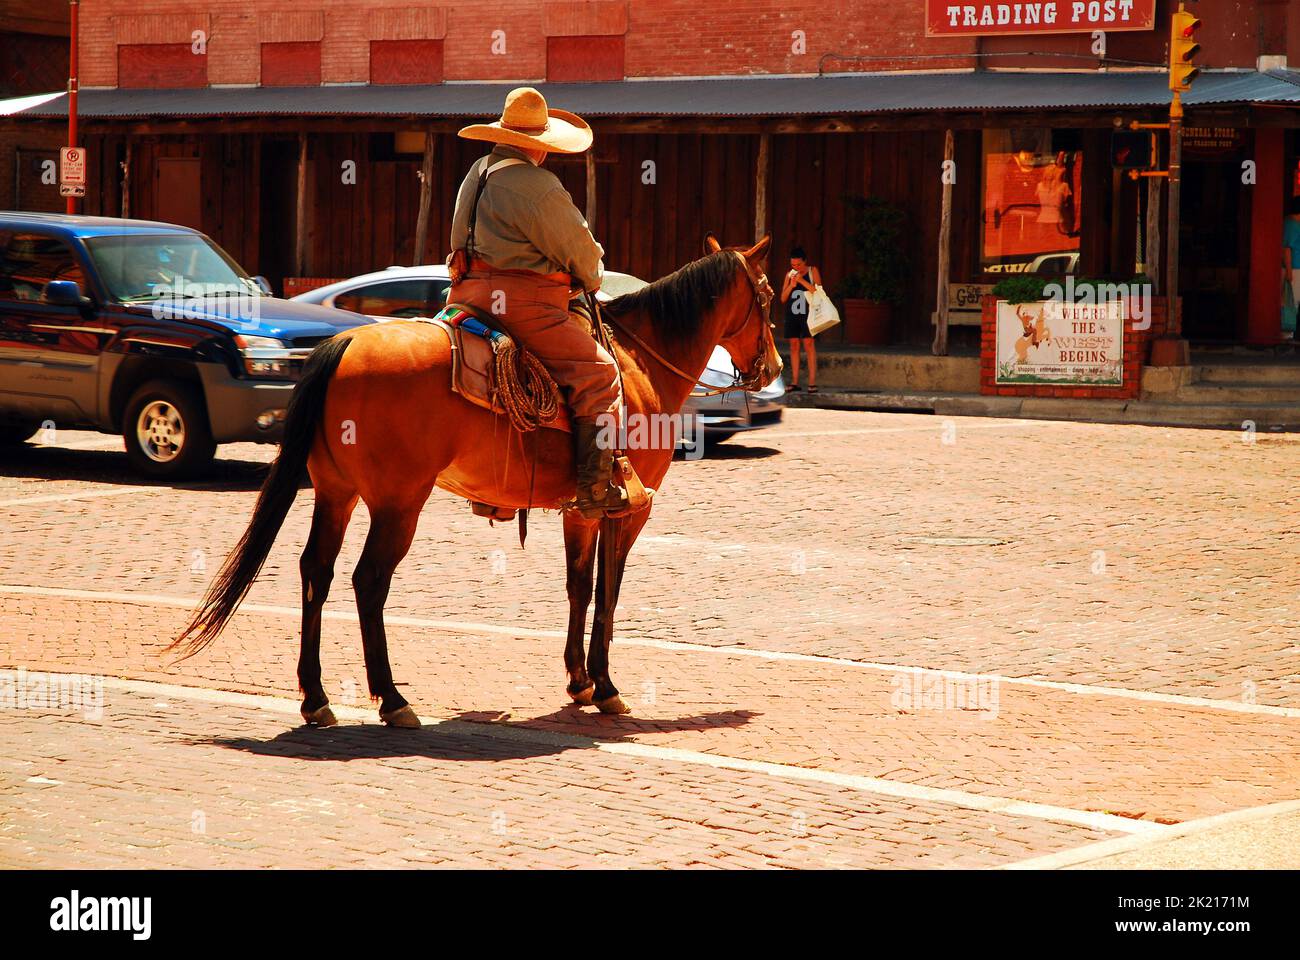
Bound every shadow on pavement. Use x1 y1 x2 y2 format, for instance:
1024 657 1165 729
0 444 273 492
204 707 758 763
677 442 781 461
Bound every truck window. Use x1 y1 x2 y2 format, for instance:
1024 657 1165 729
0 231 86 304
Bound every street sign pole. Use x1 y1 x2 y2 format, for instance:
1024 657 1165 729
1166 90 1182 337
66 0 79 215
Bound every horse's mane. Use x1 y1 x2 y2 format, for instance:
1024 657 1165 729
603 251 738 340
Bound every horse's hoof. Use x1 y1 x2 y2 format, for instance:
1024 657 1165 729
301 704 338 727
380 705 421 728
568 684 595 706
595 694 632 715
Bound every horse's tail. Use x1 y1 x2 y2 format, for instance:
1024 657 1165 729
169 334 354 660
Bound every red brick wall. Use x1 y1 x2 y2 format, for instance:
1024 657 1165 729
370 40 445 85
547 36 624 81
77 1 1276 88
979 296 1170 400
117 44 208 89
261 41 322 87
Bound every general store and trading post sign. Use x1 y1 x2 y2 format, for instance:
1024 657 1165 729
926 1 1156 36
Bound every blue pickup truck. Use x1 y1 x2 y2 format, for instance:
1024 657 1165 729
0 213 371 478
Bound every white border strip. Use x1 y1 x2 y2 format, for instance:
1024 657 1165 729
1005 798 1300 870
3 584 1296 719
0 487 160 508
91 675 1160 836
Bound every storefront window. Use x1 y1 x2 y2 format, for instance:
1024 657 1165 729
981 129 1083 275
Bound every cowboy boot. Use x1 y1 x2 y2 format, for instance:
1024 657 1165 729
573 418 628 518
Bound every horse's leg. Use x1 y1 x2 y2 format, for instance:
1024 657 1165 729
562 512 599 704
587 511 649 715
352 503 424 728
297 491 358 726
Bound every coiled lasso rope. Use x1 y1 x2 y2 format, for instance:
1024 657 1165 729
491 339 561 433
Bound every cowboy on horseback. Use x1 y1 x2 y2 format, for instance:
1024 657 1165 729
447 86 627 518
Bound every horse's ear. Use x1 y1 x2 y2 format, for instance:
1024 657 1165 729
704 233 722 254
744 234 771 262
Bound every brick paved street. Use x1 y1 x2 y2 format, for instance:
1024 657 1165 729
2 408 1299 867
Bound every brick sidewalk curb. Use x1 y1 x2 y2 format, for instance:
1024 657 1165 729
1003 798 1300 870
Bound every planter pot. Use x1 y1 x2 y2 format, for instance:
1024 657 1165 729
842 298 892 345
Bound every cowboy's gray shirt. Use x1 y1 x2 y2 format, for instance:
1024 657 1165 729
450 144 605 292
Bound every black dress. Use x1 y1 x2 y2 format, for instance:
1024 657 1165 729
782 269 814 339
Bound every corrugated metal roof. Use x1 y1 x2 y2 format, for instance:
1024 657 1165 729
4 71 1300 120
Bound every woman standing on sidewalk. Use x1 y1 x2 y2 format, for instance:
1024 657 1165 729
781 246 821 393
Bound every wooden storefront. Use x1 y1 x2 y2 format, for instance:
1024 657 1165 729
8 76 1299 350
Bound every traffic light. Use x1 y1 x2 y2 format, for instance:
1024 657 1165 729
1111 131 1156 170
1169 5 1202 93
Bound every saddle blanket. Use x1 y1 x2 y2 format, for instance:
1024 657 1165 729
414 303 573 433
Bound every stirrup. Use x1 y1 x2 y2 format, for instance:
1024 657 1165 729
572 456 653 519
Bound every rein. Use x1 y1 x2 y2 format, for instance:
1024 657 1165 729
603 252 774 397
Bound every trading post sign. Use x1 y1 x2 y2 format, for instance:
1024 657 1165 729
926 1 1156 36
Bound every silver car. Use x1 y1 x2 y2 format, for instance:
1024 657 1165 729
291 265 784 440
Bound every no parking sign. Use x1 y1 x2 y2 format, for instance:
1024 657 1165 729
60 146 86 198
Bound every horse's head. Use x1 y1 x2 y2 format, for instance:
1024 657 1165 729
704 232 783 391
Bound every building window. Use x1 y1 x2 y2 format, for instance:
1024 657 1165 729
981 129 1083 275
546 35 624 82
261 41 322 87
118 44 208 89
370 39 444 85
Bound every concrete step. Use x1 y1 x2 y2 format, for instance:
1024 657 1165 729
778 350 980 394
1195 364 1300 386
1175 380 1300 404
784 390 1300 430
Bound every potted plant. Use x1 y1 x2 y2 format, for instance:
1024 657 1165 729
837 195 909 345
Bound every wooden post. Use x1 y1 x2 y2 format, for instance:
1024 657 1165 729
413 129 435 266
932 128 954 357
754 132 770 242
1145 175 1161 295
119 139 131 219
1165 92 1183 337
585 148 597 227
294 132 308 278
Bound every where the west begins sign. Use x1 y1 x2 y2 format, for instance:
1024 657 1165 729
926 1 1156 36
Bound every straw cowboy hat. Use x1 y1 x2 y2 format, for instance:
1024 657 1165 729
457 87 592 154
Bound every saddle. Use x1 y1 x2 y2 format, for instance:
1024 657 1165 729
416 302 573 435
413 300 651 527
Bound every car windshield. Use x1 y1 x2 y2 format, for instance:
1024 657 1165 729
83 234 262 304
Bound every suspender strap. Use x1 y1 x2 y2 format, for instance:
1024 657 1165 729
466 156 526 262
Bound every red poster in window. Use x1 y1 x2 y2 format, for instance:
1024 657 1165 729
926 0 1155 36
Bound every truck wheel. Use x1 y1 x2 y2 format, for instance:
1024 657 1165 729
0 420 40 446
122 380 216 479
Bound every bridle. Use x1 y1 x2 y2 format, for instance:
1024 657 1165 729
603 251 777 397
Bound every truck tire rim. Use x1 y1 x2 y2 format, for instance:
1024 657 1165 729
136 400 185 463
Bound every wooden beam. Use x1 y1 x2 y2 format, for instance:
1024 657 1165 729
295 132 308 277
932 128 954 357
119 139 130 218
1145 175 1161 295
412 129 435 266
754 131 770 242
585 148 597 226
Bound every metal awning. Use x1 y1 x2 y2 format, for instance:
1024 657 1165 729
4 70 1300 120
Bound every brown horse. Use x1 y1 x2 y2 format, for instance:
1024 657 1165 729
172 234 780 725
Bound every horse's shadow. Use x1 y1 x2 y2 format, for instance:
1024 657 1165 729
204 706 759 764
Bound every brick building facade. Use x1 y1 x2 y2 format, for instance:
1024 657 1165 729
4 0 1300 383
